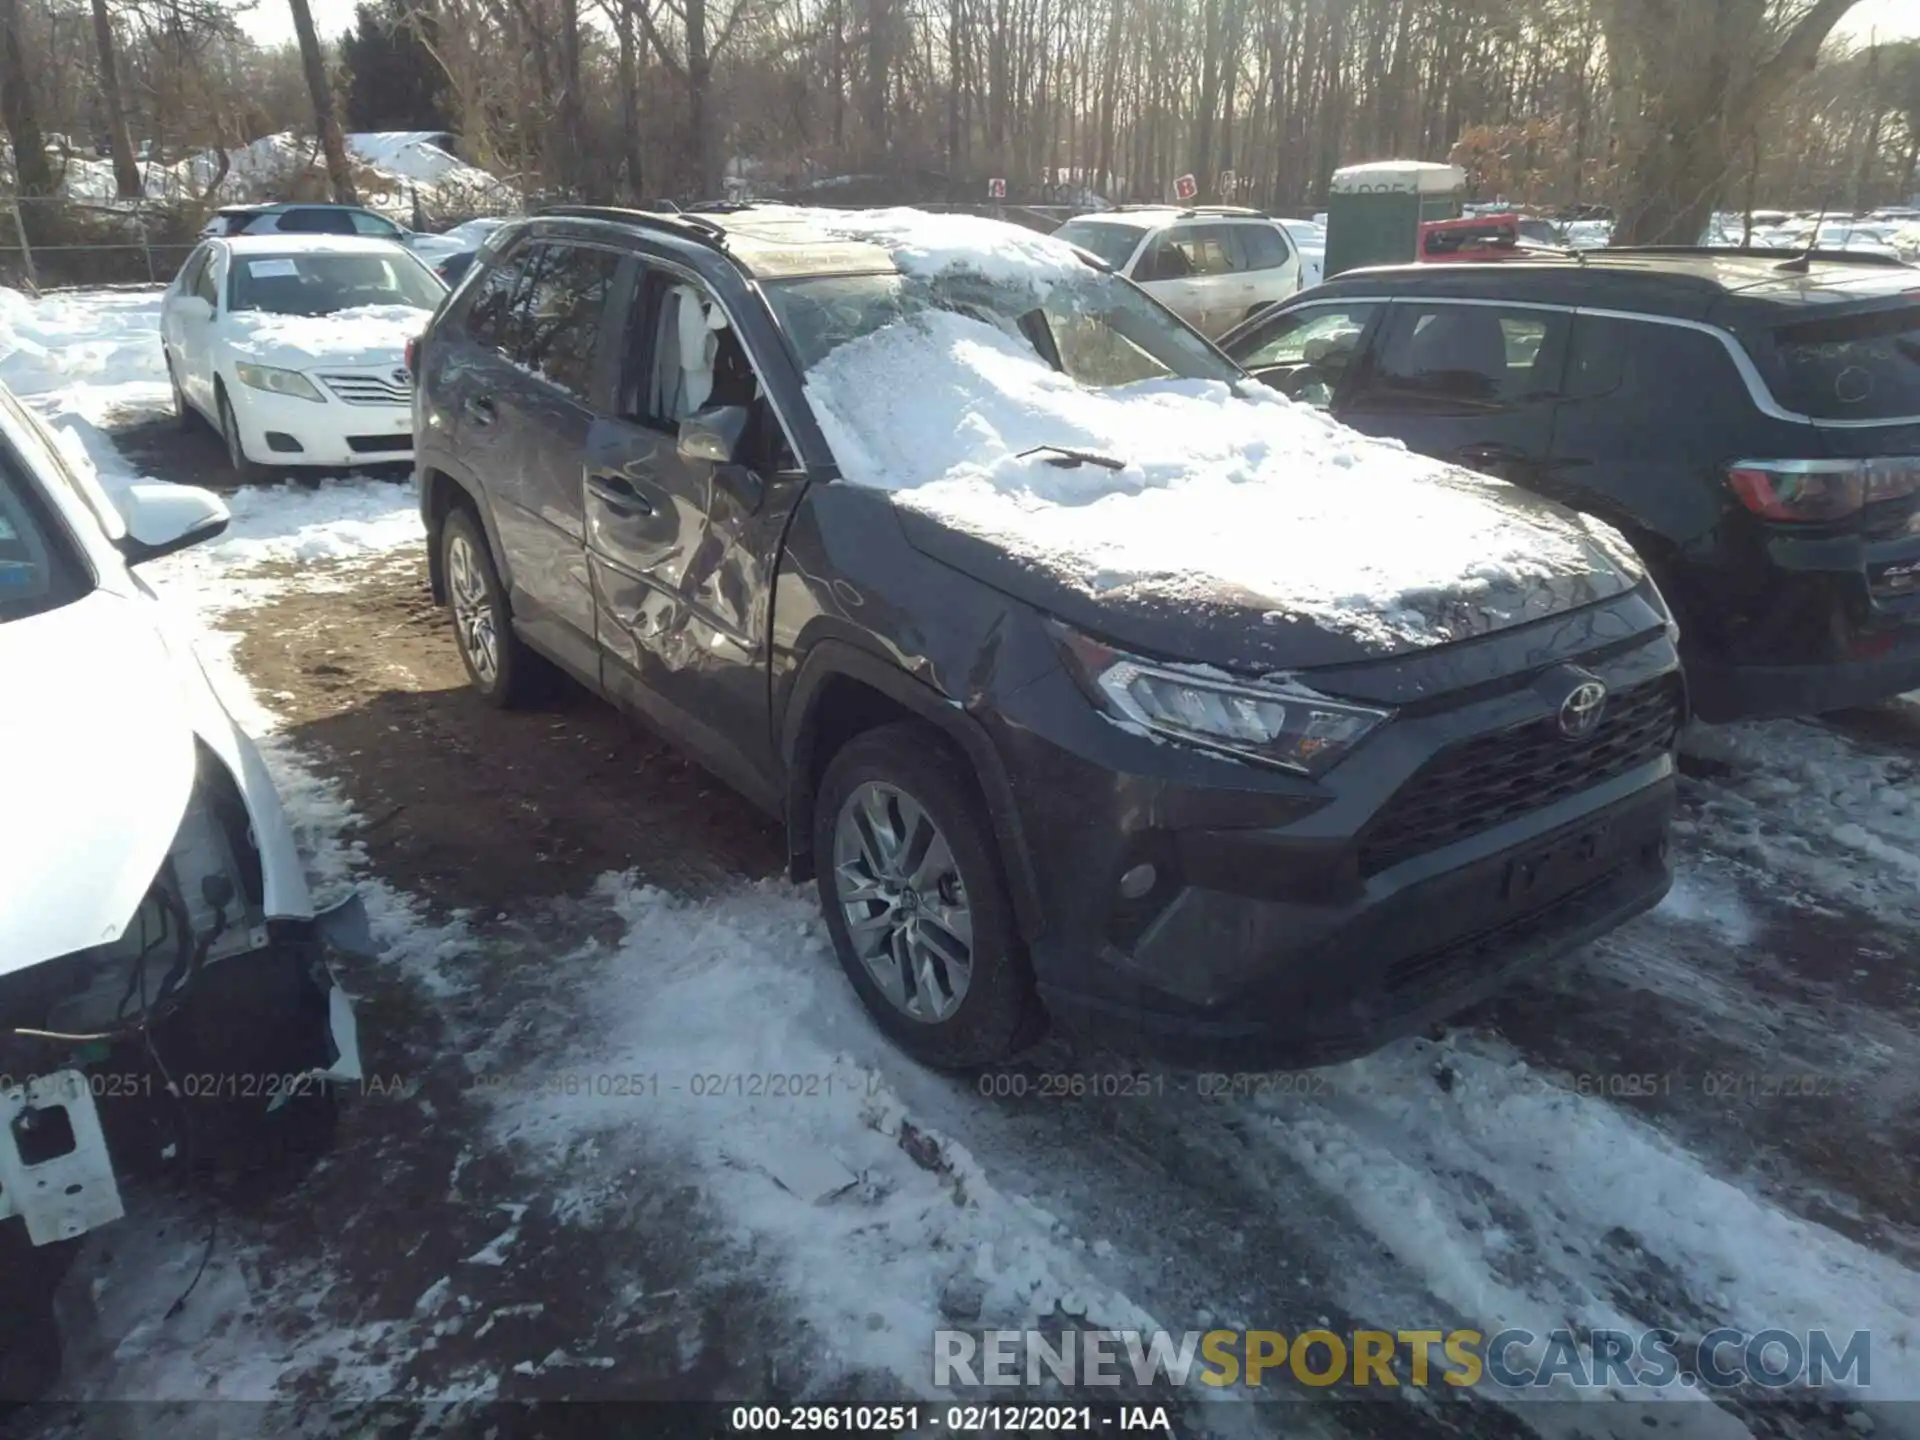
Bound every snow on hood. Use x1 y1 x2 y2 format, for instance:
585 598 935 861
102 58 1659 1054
805 307 1625 657
0 590 198 972
224 303 428 370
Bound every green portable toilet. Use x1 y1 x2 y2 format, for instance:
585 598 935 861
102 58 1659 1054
1323 161 1466 278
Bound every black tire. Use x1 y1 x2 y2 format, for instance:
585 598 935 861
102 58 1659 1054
216 384 272 485
440 504 552 708
813 722 1042 1068
166 352 195 431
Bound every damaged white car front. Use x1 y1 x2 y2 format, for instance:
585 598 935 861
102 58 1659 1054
0 382 364 1386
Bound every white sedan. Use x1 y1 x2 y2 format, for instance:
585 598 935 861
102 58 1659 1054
160 234 444 481
0 382 362 1395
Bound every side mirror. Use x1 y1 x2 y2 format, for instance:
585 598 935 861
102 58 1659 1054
676 405 749 465
175 295 213 323
115 482 230 565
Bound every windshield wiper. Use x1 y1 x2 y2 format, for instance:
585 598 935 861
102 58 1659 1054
1016 444 1126 471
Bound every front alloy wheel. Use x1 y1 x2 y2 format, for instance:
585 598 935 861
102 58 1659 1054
832 780 975 1023
813 723 1040 1068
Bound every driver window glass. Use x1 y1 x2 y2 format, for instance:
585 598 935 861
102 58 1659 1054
176 247 209 297
1237 303 1377 383
194 252 220 305
629 271 794 470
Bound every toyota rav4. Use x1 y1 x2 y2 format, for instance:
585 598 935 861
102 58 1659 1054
411 205 1684 1071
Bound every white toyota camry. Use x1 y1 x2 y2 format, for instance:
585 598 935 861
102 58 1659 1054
159 233 444 481
0 382 363 1396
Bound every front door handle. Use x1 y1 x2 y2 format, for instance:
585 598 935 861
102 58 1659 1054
587 473 654 516
463 395 496 426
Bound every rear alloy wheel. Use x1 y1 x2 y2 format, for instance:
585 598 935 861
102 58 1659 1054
441 505 550 708
217 386 270 485
814 723 1040 1068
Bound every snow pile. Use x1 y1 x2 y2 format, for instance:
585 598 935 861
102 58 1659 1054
51 130 517 219
485 874 1159 1388
0 285 166 397
806 305 1596 649
1683 719 1920 918
226 303 427 365
1271 1033 1920 1401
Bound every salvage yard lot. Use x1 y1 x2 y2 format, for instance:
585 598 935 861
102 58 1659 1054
5 286 1920 1439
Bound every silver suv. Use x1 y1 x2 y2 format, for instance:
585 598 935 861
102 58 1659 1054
1054 206 1303 337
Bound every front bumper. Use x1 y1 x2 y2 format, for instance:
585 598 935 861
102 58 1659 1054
988 632 1682 1068
0 916 360 1248
228 379 414 469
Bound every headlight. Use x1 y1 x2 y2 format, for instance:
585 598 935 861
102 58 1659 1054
1059 629 1390 776
233 362 324 402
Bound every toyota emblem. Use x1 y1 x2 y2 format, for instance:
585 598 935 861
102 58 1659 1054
1557 679 1609 740
392 366 411 384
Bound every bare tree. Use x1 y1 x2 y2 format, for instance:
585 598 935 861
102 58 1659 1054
1606 0 1865 245
89 0 144 197
0 0 55 198
288 0 358 203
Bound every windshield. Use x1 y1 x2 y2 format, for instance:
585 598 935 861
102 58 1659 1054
0 445 89 623
764 266 1242 389
228 250 444 316
1051 220 1148 272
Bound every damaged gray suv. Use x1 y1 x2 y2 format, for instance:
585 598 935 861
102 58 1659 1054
413 205 1684 1075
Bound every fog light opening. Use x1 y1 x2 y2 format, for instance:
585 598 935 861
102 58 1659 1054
264 431 305 454
1118 863 1157 901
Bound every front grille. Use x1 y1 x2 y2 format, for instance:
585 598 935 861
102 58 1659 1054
1359 674 1681 876
347 433 411 453
319 372 409 406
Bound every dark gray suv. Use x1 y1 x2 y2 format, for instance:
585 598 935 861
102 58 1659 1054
411 204 1684 1069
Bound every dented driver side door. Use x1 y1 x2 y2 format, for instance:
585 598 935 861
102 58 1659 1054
583 257 800 812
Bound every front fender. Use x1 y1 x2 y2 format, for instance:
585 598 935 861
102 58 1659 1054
780 638 1047 943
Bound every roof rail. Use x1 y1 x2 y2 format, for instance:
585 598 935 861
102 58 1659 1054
1105 203 1267 217
1598 243 1914 270
535 204 729 248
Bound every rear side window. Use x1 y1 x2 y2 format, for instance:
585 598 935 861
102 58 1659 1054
1239 225 1292 271
1174 224 1241 276
278 208 356 235
515 243 622 400
1763 306 1920 420
1358 303 1568 408
350 211 404 239
463 241 537 354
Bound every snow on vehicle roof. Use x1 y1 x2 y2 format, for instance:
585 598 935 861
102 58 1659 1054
804 303 1600 651
717 206 1089 289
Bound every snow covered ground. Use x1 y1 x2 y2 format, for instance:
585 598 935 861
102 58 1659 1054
5 284 1920 1437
